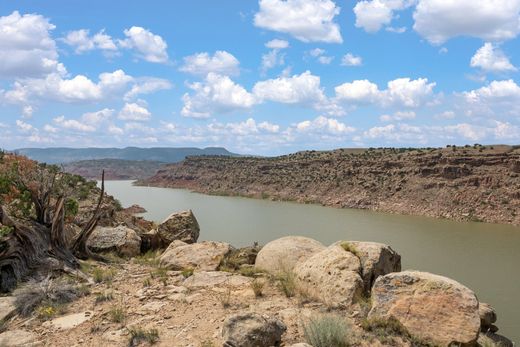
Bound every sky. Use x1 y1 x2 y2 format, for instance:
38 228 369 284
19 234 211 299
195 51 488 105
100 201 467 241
0 0 519 155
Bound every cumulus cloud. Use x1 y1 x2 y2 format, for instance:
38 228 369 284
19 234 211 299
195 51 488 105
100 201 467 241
261 40 289 73
470 43 517 73
254 0 343 43
0 11 65 78
307 48 334 65
335 77 436 108
354 0 415 33
413 0 520 44
181 73 257 118
124 77 172 100
464 79 520 104
16 119 35 133
265 39 289 49
380 111 416 122
62 29 117 54
180 51 240 76
51 108 114 133
341 53 363 66
120 26 168 63
295 116 355 135
118 102 152 121
53 115 96 132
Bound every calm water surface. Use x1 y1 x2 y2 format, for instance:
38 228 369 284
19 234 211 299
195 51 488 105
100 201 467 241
104 180 520 342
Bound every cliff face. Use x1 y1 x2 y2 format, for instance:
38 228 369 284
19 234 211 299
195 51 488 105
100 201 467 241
139 145 520 225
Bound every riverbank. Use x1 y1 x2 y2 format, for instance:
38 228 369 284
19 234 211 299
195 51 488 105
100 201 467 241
138 145 520 226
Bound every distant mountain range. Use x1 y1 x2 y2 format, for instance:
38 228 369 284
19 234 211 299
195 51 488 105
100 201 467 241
14 147 239 164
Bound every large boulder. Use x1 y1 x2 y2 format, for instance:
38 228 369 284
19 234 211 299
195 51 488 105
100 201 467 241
157 210 199 245
368 271 480 346
478 302 497 332
294 244 364 308
159 240 232 271
222 312 286 347
87 225 141 257
255 236 325 274
333 241 401 291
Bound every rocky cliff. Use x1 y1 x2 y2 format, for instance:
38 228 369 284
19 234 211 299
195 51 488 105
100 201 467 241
139 145 520 225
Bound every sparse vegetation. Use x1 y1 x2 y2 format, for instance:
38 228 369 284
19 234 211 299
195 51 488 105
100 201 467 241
250 279 265 297
92 267 116 284
218 289 232 308
276 270 297 298
128 326 159 346
361 317 435 346
181 268 194 278
303 314 352 347
340 242 360 257
108 305 127 323
134 250 160 266
95 291 114 303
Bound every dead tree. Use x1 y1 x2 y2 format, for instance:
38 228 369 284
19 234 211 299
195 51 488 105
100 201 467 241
0 171 106 292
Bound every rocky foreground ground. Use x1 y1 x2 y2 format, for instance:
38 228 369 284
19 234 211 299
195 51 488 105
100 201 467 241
139 145 520 225
0 210 514 347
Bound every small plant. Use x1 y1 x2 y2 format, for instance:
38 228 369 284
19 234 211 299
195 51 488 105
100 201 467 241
303 314 351 347
201 340 216 347
340 242 360 257
134 250 160 266
361 317 434 347
181 268 194 278
109 305 126 323
95 291 114 304
36 304 64 320
218 289 232 308
0 225 13 238
150 267 168 280
92 268 115 284
238 266 258 277
143 278 151 287
250 279 265 298
277 270 296 298
128 327 159 346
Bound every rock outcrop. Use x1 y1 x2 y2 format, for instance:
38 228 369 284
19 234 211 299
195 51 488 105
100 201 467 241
333 241 401 291
255 236 325 274
368 271 481 346
294 244 364 308
87 225 141 257
159 240 232 271
157 210 199 245
479 302 498 332
222 312 286 347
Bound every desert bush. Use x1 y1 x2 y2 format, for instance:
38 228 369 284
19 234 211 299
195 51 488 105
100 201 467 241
361 317 435 347
109 305 126 323
303 314 351 347
134 250 160 266
14 277 83 316
95 291 114 304
277 270 296 297
218 289 232 308
128 327 159 346
250 279 265 298
92 267 115 284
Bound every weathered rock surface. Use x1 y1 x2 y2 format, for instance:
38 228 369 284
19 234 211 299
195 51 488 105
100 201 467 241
87 225 141 257
0 329 41 346
222 312 286 347
157 210 199 245
369 271 480 346
294 244 364 308
0 296 16 321
333 241 401 290
159 240 232 271
255 236 325 274
220 245 261 270
478 332 514 347
42 311 93 330
479 302 497 332
183 271 252 289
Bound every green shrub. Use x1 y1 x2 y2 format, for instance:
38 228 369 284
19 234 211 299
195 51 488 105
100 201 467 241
250 279 265 298
304 314 351 347
277 270 296 298
128 327 159 346
108 305 126 323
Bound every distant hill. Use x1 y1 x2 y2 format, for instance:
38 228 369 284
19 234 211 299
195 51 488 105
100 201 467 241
62 159 165 180
14 147 239 164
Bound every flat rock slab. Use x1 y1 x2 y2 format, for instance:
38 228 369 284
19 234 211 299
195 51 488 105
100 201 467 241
0 297 17 321
183 271 252 289
42 311 93 330
0 329 42 346
139 301 166 313
160 240 232 271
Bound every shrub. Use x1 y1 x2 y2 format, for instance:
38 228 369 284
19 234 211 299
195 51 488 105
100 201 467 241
218 289 232 308
95 291 114 304
277 270 296 298
250 279 265 298
0 225 13 238
361 317 435 347
128 327 159 346
303 314 351 347
92 268 115 284
108 305 126 323
340 242 360 257
134 250 160 267
14 277 83 316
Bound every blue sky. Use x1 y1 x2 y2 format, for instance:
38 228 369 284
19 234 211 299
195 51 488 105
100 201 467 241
0 0 519 155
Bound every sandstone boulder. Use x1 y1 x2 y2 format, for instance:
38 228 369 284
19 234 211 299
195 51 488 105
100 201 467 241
159 240 232 271
333 241 401 290
294 244 364 308
255 236 325 274
479 302 497 332
157 210 199 245
87 225 141 257
368 271 480 346
222 312 286 347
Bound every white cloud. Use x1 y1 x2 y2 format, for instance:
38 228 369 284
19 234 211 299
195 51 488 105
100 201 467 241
62 29 117 54
124 77 172 100
335 77 436 108
265 39 289 49
435 110 455 119
341 53 362 66
295 116 355 135
118 103 152 121
180 51 240 76
386 26 406 33
413 0 520 44
108 124 124 136
318 56 334 64
254 0 343 43
253 71 325 105
470 43 517 73
211 118 280 136
53 115 96 132
380 111 416 122
261 49 286 73
181 73 257 118
120 26 168 63
309 48 325 57
307 48 334 65
43 124 57 133
354 0 415 33
464 79 520 103
16 119 35 133
22 105 33 119
81 108 114 125
0 11 65 78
